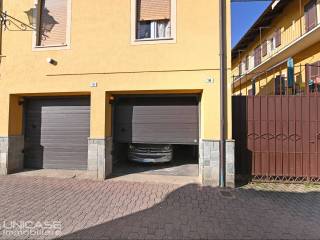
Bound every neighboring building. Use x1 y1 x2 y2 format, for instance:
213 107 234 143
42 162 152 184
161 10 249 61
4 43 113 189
0 0 234 186
232 0 320 96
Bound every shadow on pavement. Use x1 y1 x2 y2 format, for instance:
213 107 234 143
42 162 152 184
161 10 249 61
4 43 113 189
58 184 320 240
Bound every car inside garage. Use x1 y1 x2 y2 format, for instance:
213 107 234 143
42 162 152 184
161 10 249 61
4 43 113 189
24 97 90 170
112 95 200 177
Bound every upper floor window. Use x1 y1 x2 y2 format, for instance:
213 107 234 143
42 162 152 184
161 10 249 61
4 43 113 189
262 41 267 57
274 29 281 47
245 56 249 71
239 62 242 76
35 0 70 48
136 0 172 40
269 36 275 52
254 45 261 67
305 0 318 32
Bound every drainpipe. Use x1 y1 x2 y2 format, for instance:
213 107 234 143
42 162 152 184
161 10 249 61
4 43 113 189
219 0 227 188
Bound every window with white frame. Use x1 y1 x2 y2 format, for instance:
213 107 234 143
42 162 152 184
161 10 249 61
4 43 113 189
136 0 172 40
35 0 70 48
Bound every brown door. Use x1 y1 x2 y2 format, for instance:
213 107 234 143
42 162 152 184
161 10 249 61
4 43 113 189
114 95 199 145
24 97 90 170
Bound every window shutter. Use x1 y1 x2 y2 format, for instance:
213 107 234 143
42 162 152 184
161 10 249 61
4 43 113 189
275 29 281 47
305 0 317 32
254 46 261 67
245 56 249 70
262 41 267 57
138 0 170 21
38 0 68 47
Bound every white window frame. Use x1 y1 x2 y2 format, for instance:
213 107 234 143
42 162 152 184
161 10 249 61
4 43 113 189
317 0 320 24
131 0 176 45
32 0 72 51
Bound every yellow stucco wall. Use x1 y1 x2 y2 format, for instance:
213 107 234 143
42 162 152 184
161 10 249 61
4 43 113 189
231 0 320 93
0 0 232 140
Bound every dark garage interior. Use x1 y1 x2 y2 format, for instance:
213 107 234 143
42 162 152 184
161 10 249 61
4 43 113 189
111 95 200 177
112 143 199 177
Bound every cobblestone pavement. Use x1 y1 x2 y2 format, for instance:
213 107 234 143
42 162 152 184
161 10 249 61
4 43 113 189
0 176 320 239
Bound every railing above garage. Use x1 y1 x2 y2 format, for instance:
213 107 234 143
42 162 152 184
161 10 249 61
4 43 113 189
232 62 320 96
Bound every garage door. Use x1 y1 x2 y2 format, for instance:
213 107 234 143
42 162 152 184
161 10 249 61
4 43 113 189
114 96 199 145
24 97 90 170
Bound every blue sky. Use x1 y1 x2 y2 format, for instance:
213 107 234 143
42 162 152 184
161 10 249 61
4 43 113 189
232 1 270 47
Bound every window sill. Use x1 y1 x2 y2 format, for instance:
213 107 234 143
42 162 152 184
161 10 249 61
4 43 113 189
32 44 70 52
131 38 176 45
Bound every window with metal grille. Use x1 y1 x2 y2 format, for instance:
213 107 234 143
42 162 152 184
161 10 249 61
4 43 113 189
36 0 68 47
136 0 171 40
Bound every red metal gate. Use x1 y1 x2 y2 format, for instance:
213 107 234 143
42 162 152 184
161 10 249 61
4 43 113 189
233 95 320 182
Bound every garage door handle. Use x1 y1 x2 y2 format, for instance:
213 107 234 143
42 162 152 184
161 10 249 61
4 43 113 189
121 128 126 132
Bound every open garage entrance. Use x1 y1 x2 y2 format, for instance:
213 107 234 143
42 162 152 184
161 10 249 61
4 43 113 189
112 95 200 177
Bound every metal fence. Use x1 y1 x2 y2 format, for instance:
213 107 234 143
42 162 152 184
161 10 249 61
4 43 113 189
232 62 320 183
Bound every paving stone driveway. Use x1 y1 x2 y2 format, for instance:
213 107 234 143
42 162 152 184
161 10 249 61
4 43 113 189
0 176 320 239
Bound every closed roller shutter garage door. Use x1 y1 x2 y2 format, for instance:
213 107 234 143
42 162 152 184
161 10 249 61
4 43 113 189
114 95 199 145
24 97 90 170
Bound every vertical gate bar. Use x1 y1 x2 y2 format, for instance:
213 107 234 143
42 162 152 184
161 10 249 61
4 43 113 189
301 94 304 178
260 95 262 176
253 95 256 176
280 68 284 178
288 95 290 177
265 71 268 95
293 64 296 95
274 92 276 175
296 96 299 178
309 94 311 181
300 64 303 96
317 94 319 180
266 71 270 176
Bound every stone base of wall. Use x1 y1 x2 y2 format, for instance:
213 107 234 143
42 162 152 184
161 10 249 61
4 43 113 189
88 137 113 180
0 136 24 176
199 139 235 188
0 137 9 176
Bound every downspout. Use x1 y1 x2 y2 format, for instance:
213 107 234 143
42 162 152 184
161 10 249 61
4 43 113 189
219 0 227 188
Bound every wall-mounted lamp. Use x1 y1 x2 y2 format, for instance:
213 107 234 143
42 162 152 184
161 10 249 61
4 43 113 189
0 11 35 31
24 8 36 26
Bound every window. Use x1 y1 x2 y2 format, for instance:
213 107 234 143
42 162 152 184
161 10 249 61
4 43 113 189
254 45 261 67
262 41 267 57
35 0 70 48
245 56 249 71
135 0 172 41
305 0 318 32
274 29 281 47
239 62 242 76
269 37 275 52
